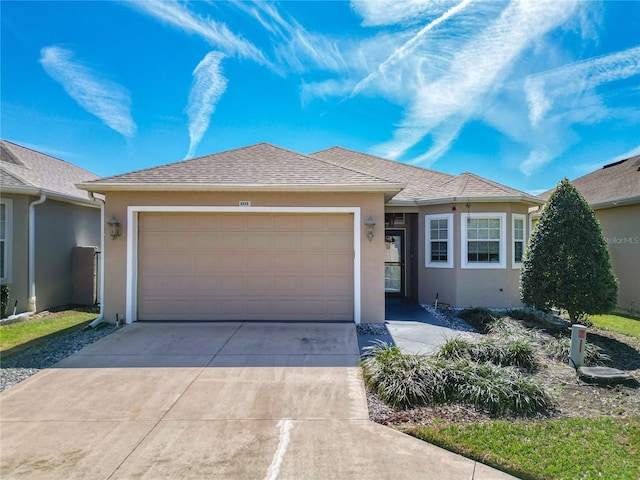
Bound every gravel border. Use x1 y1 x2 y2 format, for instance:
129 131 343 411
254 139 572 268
0 323 117 392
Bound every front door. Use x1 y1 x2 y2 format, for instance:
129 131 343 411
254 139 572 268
385 230 405 296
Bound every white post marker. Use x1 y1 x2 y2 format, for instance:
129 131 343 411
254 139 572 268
570 324 588 368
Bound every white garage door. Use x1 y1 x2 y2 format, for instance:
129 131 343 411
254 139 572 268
137 212 354 321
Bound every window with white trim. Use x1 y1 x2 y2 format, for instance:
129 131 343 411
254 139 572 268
461 213 506 269
512 214 526 268
0 199 12 282
425 213 453 268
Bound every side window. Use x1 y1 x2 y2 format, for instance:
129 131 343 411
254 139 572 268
512 214 526 268
425 214 453 268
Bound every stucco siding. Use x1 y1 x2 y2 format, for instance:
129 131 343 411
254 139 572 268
595 204 640 312
418 202 531 308
34 199 100 311
102 191 386 324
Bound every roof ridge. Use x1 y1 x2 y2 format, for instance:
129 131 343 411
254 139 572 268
308 147 402 184
460 171 529 195
313 146 456 179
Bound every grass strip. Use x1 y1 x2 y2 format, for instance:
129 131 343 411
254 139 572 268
589 313 640 339
0 310 97 352
410 417 640 480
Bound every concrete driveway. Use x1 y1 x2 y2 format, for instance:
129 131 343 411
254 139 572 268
0 322 515 479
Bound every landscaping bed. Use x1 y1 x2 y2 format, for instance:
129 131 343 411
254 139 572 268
0 307 117 392
363 308 640 479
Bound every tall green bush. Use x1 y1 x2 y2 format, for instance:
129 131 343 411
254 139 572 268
520 179 617 323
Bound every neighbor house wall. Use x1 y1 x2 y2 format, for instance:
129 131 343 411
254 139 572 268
102 191 386 324
418 202 532 309
1 194 30 314
595 204 640 313
34 199 100 311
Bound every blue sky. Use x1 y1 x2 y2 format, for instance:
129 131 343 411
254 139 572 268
2 1 639 194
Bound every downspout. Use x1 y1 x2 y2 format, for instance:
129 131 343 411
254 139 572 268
28 194 47 312
88 192 106 328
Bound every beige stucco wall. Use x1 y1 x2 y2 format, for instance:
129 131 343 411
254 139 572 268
102 191 386 324
595 204 640 313
417 202 532 308
1 194 30 314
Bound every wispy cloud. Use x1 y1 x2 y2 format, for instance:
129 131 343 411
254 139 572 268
352 0 475 95
370 0 579 165
185 52 227 159
126 0 267 65
524 45 640 127
235 1 349 74
39 46 136 138
352 0 462 27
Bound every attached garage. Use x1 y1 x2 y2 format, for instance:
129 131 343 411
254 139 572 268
135 210 355 321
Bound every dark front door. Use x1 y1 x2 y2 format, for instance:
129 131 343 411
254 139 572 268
385 230 405 296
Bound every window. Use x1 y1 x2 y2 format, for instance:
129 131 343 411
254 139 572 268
425 214 453 268
512 214 526 268
0 199 12 282
461 213 506 269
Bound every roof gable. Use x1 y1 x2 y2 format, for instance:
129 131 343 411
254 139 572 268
79 143 404 196
1 140 99 202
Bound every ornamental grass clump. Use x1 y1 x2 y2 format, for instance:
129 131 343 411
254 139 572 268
438 336 538 371
456 308 499 333
362 342 553 416
544 337 611 366
458 363 553 416
361 342 443 407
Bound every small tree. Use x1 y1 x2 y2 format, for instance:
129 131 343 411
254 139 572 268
521 178 617 323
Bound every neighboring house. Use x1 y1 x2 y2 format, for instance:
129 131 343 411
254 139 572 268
0 140 101 315
78 143 543 324
541 156 640 313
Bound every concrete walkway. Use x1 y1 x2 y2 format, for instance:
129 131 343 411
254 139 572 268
0 321 514 479
359 299 470 355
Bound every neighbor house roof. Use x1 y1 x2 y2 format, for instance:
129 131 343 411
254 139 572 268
1 140 99 204
311 147 542 205
541 155 640 209
78 143 405 199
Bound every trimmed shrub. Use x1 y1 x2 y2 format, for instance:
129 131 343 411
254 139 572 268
1 285 9 318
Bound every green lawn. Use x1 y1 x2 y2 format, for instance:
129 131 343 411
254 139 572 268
588 313 640 339
410 417 640 480
0 309 97 353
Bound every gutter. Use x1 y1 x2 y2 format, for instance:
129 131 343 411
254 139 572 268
1 186 100 208
28 193 47 313
87 192 106 328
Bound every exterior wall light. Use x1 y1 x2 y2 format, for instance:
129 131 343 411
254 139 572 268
107 215 121 240
365 216 377 241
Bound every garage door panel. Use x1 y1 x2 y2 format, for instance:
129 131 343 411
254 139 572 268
138 213 353 321
190 255 219 273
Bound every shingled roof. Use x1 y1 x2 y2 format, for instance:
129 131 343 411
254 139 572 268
78 143 404 198
311 147 541 205
1 140 99 203
541 156 640 208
